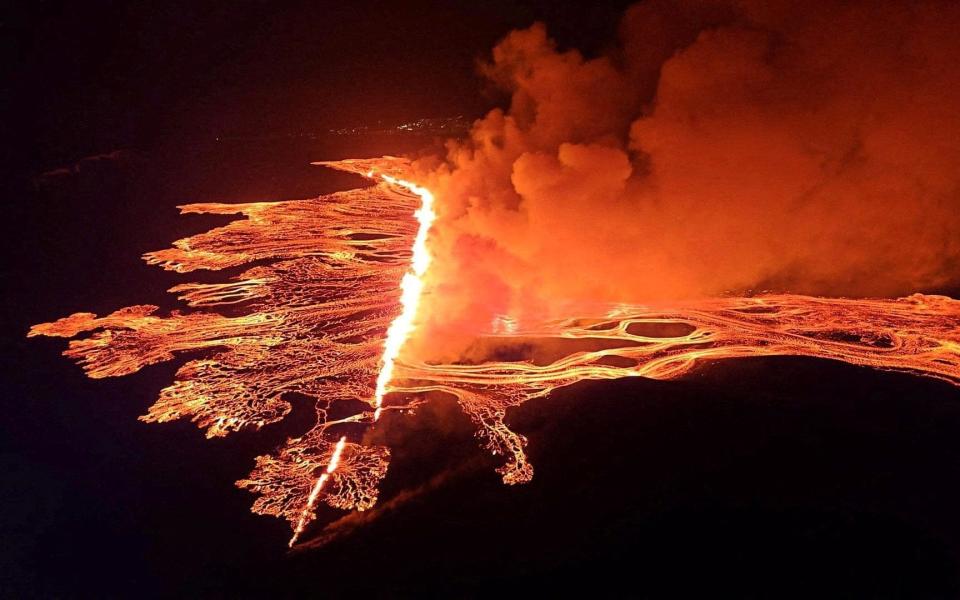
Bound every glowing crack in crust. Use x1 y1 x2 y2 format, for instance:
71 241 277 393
281 169 433 547
30 157 960 545
289 436 347 547
371 173 436 421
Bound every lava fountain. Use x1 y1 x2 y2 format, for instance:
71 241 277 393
372 173 436 421
30 157 960 546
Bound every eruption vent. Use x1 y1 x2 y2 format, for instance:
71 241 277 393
372 174 436 421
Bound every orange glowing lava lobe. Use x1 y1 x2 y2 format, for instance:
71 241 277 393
29 157 960 546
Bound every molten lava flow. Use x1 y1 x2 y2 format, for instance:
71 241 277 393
392 293 960 484
30 156 960 546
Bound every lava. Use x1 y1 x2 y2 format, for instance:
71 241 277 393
371 173 436 421
30 157 960 545
289 436 347 547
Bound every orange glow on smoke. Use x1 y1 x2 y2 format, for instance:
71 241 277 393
29 157 960 546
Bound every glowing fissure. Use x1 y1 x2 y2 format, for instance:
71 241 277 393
30 157 960 546
370 173 436 421
289 436 346 547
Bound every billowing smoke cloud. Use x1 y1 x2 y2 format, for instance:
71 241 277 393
409 0 960 360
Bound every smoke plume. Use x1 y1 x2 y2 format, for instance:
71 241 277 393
409 0 960 359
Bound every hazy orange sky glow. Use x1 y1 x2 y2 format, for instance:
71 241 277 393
407 0 960 359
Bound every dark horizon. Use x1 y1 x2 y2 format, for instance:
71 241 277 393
5 0 633 170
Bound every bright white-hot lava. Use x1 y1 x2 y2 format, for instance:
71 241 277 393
289 436 347 547
370 172 436 421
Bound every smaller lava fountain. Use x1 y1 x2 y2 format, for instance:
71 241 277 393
30 157 960 546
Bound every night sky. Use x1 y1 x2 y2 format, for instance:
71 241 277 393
5 0 631 167
4 2 960 597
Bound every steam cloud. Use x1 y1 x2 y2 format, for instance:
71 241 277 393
409 0 960 359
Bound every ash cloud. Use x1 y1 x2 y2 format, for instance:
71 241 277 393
409 0 960 359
